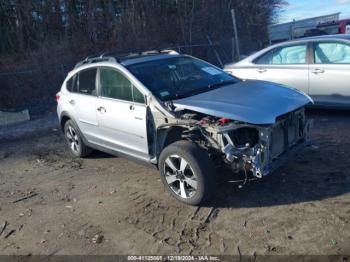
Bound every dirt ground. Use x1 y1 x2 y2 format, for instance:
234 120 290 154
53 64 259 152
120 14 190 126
0 109 350 256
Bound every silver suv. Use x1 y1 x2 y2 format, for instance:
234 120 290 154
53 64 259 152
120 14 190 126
57 50 312 205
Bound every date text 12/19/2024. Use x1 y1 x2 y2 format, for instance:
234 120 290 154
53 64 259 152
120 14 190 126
127 256 220 261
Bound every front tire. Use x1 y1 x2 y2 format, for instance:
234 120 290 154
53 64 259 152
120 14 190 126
159 140 215 205
64 120 92 158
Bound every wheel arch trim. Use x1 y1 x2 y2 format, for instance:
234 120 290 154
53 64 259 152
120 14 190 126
59 112 89 145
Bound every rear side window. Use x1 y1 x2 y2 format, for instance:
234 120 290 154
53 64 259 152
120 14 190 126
314 42 350 64
100 68 145 103
78 68 97 95
66 75 78 92
255 44 307 65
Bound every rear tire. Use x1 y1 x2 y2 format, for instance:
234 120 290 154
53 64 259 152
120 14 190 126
64 120 92 158
159 140 215 205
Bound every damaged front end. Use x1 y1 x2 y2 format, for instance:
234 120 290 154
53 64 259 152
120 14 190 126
161 107 312 180
201 108 312 178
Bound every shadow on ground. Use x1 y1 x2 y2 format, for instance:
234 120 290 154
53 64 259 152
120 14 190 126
208 108 350 208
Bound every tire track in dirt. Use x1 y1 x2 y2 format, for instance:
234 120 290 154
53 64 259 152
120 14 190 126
121 190 223 253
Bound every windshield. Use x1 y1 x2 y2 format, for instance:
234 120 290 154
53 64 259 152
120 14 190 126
127 56 238 101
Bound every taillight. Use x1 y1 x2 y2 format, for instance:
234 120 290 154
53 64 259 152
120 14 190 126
55 92 61 101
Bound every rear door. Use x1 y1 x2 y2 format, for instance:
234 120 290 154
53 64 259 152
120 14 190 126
66 68 99 143
253 43 310 94
96 67 149 160
309 41 350 107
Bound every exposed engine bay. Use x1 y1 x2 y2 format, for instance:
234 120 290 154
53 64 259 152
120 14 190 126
155 106 311 179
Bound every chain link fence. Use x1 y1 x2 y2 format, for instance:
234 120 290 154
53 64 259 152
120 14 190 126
0 62 76 115
0 39 257 115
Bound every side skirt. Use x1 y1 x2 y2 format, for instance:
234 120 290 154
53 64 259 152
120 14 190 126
84 140 158 170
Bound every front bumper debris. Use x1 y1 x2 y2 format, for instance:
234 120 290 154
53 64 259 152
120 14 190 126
219 111 312 178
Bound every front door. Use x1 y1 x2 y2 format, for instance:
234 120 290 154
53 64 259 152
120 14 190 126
96 67 149 160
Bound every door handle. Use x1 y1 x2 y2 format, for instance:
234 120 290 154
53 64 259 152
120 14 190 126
257 68 267 73
129 105 135 110
311 68 325 74
97 106 106 113
69 99 75 105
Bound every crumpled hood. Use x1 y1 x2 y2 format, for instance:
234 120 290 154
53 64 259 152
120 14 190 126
173 80 313 125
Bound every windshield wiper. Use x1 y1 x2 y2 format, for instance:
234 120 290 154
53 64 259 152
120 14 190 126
207 80 236 89
166 80 237 101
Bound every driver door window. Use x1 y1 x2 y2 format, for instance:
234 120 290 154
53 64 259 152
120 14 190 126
100 68 145 103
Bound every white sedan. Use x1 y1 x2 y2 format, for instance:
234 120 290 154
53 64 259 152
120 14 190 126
224 34 350 108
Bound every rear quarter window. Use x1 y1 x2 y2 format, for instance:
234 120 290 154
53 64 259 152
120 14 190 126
66 75 78 92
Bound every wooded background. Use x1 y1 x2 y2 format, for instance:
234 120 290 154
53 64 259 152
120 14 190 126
0 0 285 113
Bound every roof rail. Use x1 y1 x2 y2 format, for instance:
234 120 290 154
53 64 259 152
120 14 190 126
137 49 179 55
74 49 179 69
74 55 117 69
129 49 179 56
158 49 179 55
112 49 179 61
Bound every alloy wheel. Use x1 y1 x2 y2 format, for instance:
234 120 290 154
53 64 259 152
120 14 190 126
66 125 80 153
163 154 198 199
